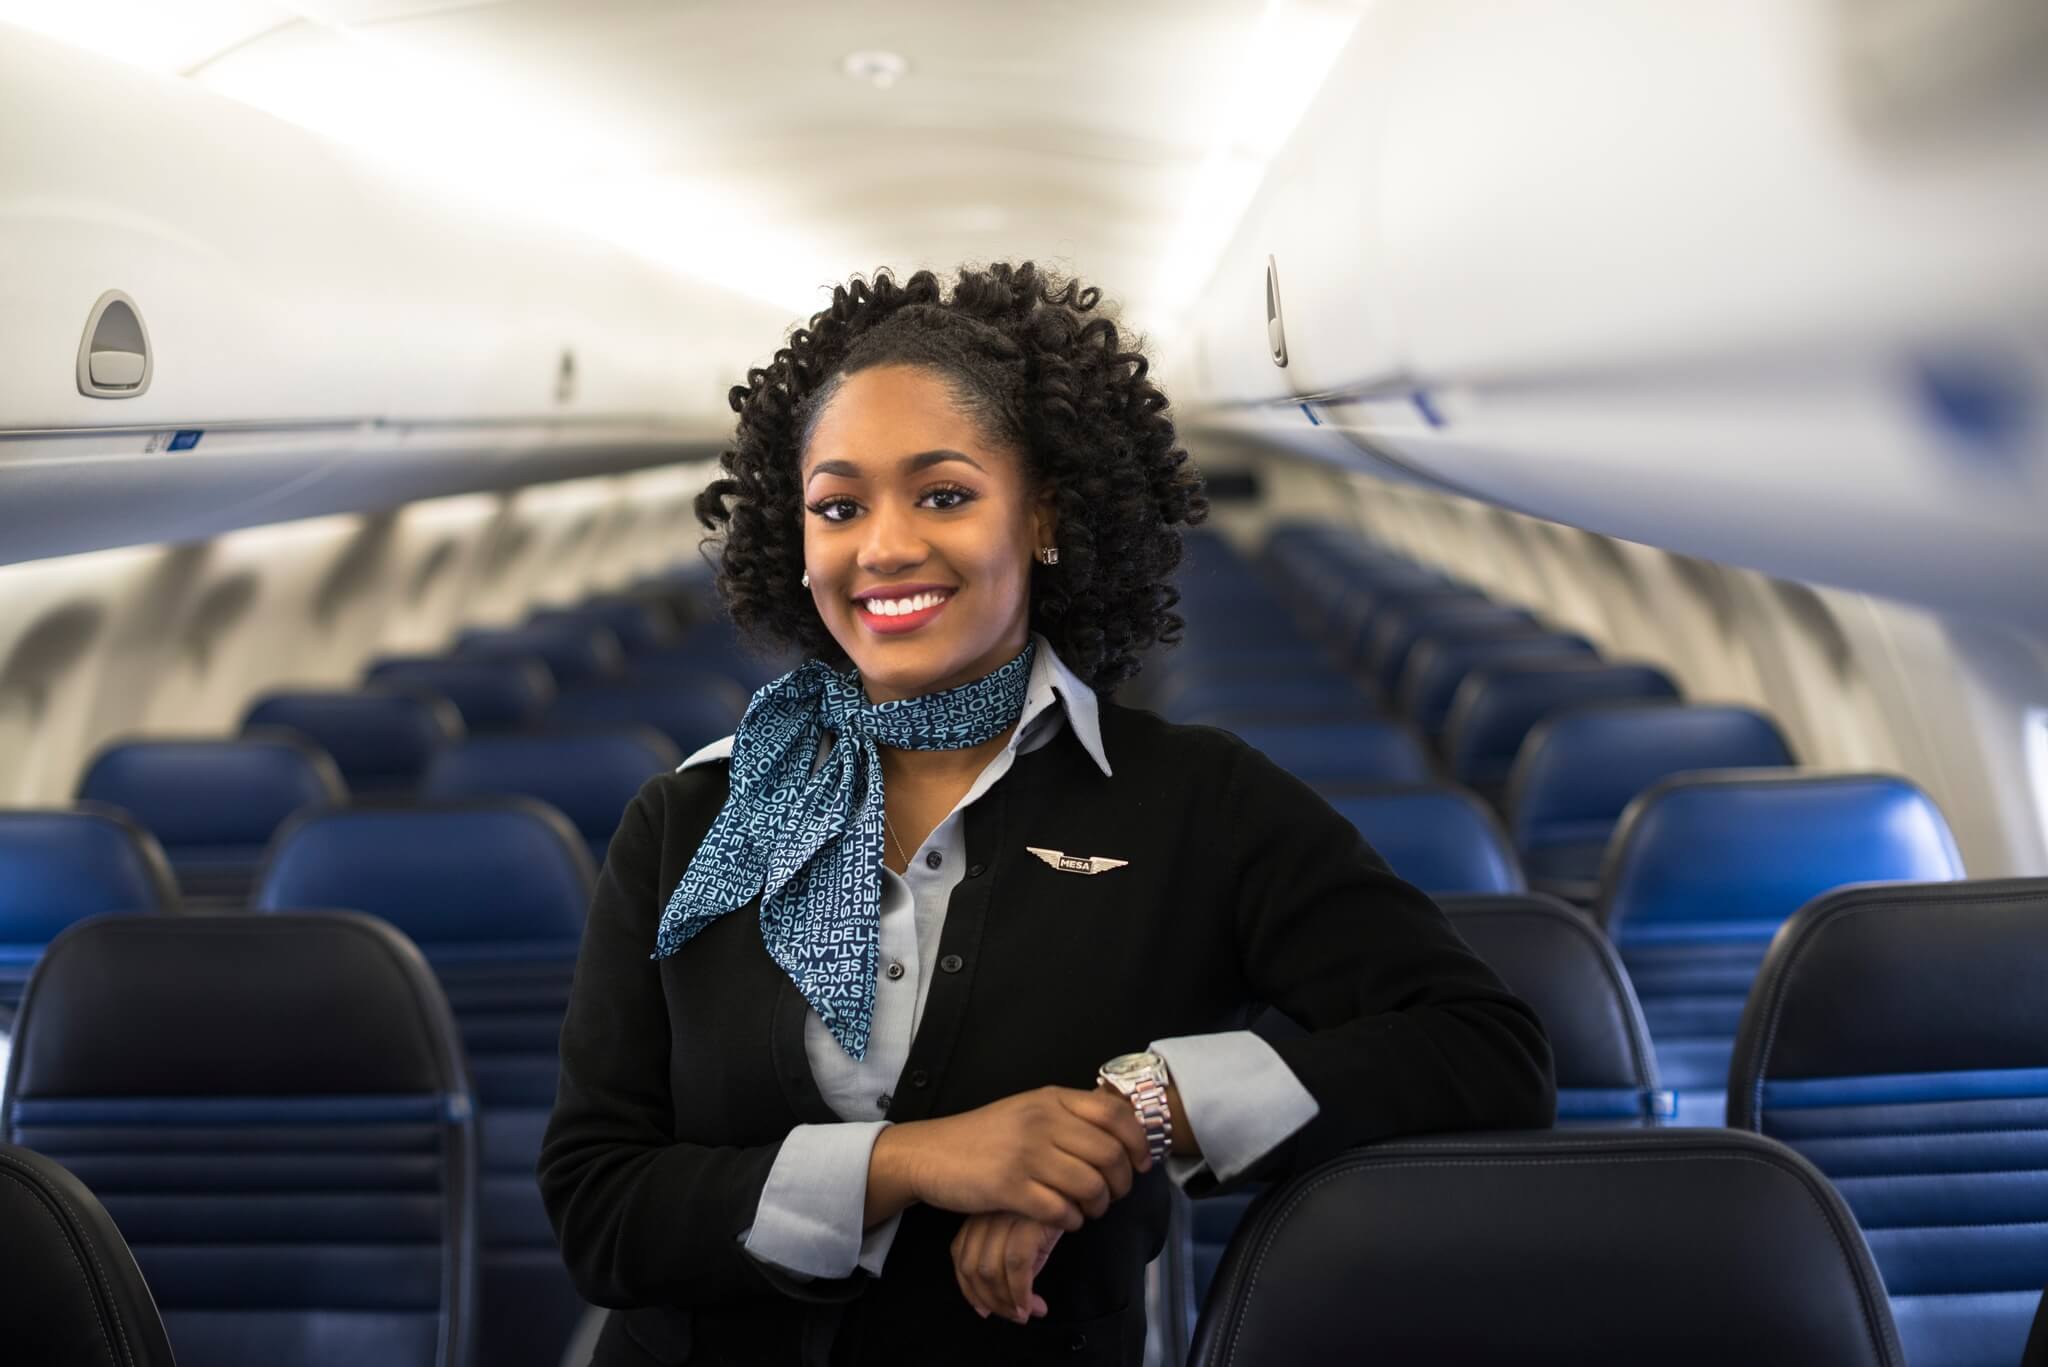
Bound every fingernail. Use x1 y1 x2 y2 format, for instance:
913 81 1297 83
976 1308 988 1319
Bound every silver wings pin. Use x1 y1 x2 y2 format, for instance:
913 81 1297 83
1026 846 1130 876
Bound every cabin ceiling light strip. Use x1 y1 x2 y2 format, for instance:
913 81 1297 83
1145 0 1365 330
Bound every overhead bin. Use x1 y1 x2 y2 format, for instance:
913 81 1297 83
1184 0 2048 626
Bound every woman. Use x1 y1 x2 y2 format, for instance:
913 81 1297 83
539 262 1554 1367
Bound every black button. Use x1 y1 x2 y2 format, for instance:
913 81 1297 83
885 960 905 981
940 954 963 974
877 1093 891 1112
967 862 985 878
909 1070 929 1089
925 849 943 870
1066 1331 1088 1351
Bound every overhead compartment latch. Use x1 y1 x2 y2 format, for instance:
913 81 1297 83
76 290 153 399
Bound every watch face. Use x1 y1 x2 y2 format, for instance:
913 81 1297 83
1101 1051 1160 1083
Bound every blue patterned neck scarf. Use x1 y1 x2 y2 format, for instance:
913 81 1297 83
654 640 1036 1058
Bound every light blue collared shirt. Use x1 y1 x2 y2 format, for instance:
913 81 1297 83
677 634 1320 1280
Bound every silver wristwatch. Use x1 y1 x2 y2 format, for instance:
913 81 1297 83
1098 1050 1175 1163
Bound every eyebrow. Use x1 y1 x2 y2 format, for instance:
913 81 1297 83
805 449 987 484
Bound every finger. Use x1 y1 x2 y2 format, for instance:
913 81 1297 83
1061 1087 1153 1172
972 1217 1019 1322
1002 1225 1040 1321
1051 1116 1135 1201
1028 1148 1113 1220
957 1217 1000 1319
1015 1180 1084 1232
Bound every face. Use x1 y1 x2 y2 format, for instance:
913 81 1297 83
799 364 1053 703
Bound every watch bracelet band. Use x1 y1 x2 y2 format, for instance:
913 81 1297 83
1127 1076 1174 1163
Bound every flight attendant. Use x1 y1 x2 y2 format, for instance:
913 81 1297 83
539 262 1554 1366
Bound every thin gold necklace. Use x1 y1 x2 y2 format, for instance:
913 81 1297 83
884 811 911 870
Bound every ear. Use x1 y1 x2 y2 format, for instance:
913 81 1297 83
1031 484 1059 555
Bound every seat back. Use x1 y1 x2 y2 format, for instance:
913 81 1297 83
1396 631 1600 739
457 623 625 687
1363 601 1537 697
1191 1130 1903 1367
243 688 465 797
419 729 679 865
2 913 476 1367
1729 878 2048 1367
529 596 680 655
254 802 593 1367
1225 718 1432 787
1163 674 1378 725
547 675 747 756
0 808 176 1017
1598 772 1964 1125
1440 894 1669 1125
0 1143 177 1367
1505 703 1794 898
1443 662 1683 802
365 655 556 733
75 735 346 904
1321 786 1525 894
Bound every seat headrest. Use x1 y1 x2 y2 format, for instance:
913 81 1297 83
419 730 678 843
1225 719 1432 787
363 655 556 731
458 623 625 685
1443 663 1683 782
530 599 678 654
0 809 177 942
1506 703 1795 845
76 735 347 845
1729 877 2048 1127
254 799 592 944
1321 786 1525 895
241 688 464 787
1192 1130 1903 1367
1439 894 1657 1094
547 679 747 753
1598 772 1963 938
4 912 466 1100
1397 632 1600 732
0 1144 176 1367
1365 602 1538 691
1167 676 1377 726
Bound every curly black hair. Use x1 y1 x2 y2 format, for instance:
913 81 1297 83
694 261 1206 692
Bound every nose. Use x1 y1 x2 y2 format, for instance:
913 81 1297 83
856 496 928 577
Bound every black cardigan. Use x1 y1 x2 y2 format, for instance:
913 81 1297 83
539 701 1555 1366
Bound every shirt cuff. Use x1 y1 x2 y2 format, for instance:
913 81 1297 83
1151 1031 1321 1187
740 1121 896 1280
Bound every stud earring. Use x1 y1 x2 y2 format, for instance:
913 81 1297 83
1036 546 1059 566
801 571 810 588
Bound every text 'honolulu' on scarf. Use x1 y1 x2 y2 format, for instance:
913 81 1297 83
653 639 1037 1058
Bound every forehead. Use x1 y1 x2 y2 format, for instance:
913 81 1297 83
801 365 1005 471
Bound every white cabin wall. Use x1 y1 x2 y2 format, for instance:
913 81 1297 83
0 462 715 808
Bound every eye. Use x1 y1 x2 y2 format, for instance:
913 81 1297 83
806 497 860 523
920 483 976 511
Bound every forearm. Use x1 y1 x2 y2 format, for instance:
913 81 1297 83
864 1123 923 1226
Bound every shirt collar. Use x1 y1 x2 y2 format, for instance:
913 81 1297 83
676 632 1111 777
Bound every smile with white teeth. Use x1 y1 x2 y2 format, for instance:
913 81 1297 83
858 590 951 617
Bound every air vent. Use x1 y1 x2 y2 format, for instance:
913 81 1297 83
76 290 152 399
1265 255 1288 368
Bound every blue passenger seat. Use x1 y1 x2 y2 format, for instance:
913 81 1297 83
1598 772 1964 1127
1162 674 1379 726
0 808 176 1067
457 623 625 688
242 688 465 798
531 595 681 656
254 801 594 1367
1729 878 2048 1367
75 734 347 905
552 672 748 754
2 912 477 1367
1505 702 1795 903
1191 1130 1904 1367
1224 719 1432 786
1441 660 1682 808
1321 785 1525 894
1396 631 1601 742
366 655 556 733
0 1143 178 1367
1360 600 1533 696
419 729 680 866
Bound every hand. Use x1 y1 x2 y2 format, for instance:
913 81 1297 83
951 1212 1062 1324
872 1085 1150 1231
